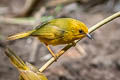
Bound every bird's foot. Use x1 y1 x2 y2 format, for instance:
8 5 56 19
72 42 76 46
53 54 58 62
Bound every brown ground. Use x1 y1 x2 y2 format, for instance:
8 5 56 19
0 0 120 80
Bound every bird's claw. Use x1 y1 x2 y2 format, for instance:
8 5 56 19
53 55 58 62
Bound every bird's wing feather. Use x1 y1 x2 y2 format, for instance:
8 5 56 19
31 25 65 40
35 21 50 29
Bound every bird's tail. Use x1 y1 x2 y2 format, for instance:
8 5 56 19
7 30 35 40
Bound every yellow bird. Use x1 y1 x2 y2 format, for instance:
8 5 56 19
7 18 92 60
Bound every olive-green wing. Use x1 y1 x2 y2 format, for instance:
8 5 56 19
35 21 50 29
31 25 65 40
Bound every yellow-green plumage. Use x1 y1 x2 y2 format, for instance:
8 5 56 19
8 18 88 46
32 18 88 45
7 18 91 60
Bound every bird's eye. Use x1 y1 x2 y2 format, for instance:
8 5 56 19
79 30 83 33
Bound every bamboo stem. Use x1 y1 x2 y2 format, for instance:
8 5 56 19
88 11 120 33
39 11 120 72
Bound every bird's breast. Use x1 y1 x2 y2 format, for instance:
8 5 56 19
38 37 74 46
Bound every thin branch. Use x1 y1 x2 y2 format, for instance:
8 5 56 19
0 17 36 25
0 7 46 26
39 11 120 72
15 0 38 17
28 38 39 63
74 44 86 56
45 0 79 7
88 11 120 33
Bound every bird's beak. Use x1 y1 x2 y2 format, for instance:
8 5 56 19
86 33 93 40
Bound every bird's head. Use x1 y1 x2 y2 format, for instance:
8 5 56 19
75 21 93 40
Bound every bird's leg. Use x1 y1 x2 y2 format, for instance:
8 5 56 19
72 42 76 46
45 44 58 61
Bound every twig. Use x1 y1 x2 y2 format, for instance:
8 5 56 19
0 7 46 26
15 0 38 17
88 11 120 33
45 0 79 7
34 6 46 25
39 11 120 72
0 17 36 25
74 44 86 56
28 38 39 63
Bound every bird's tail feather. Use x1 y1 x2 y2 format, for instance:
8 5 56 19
7 30 35 40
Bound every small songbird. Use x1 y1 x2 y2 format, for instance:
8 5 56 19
7 18 92 60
